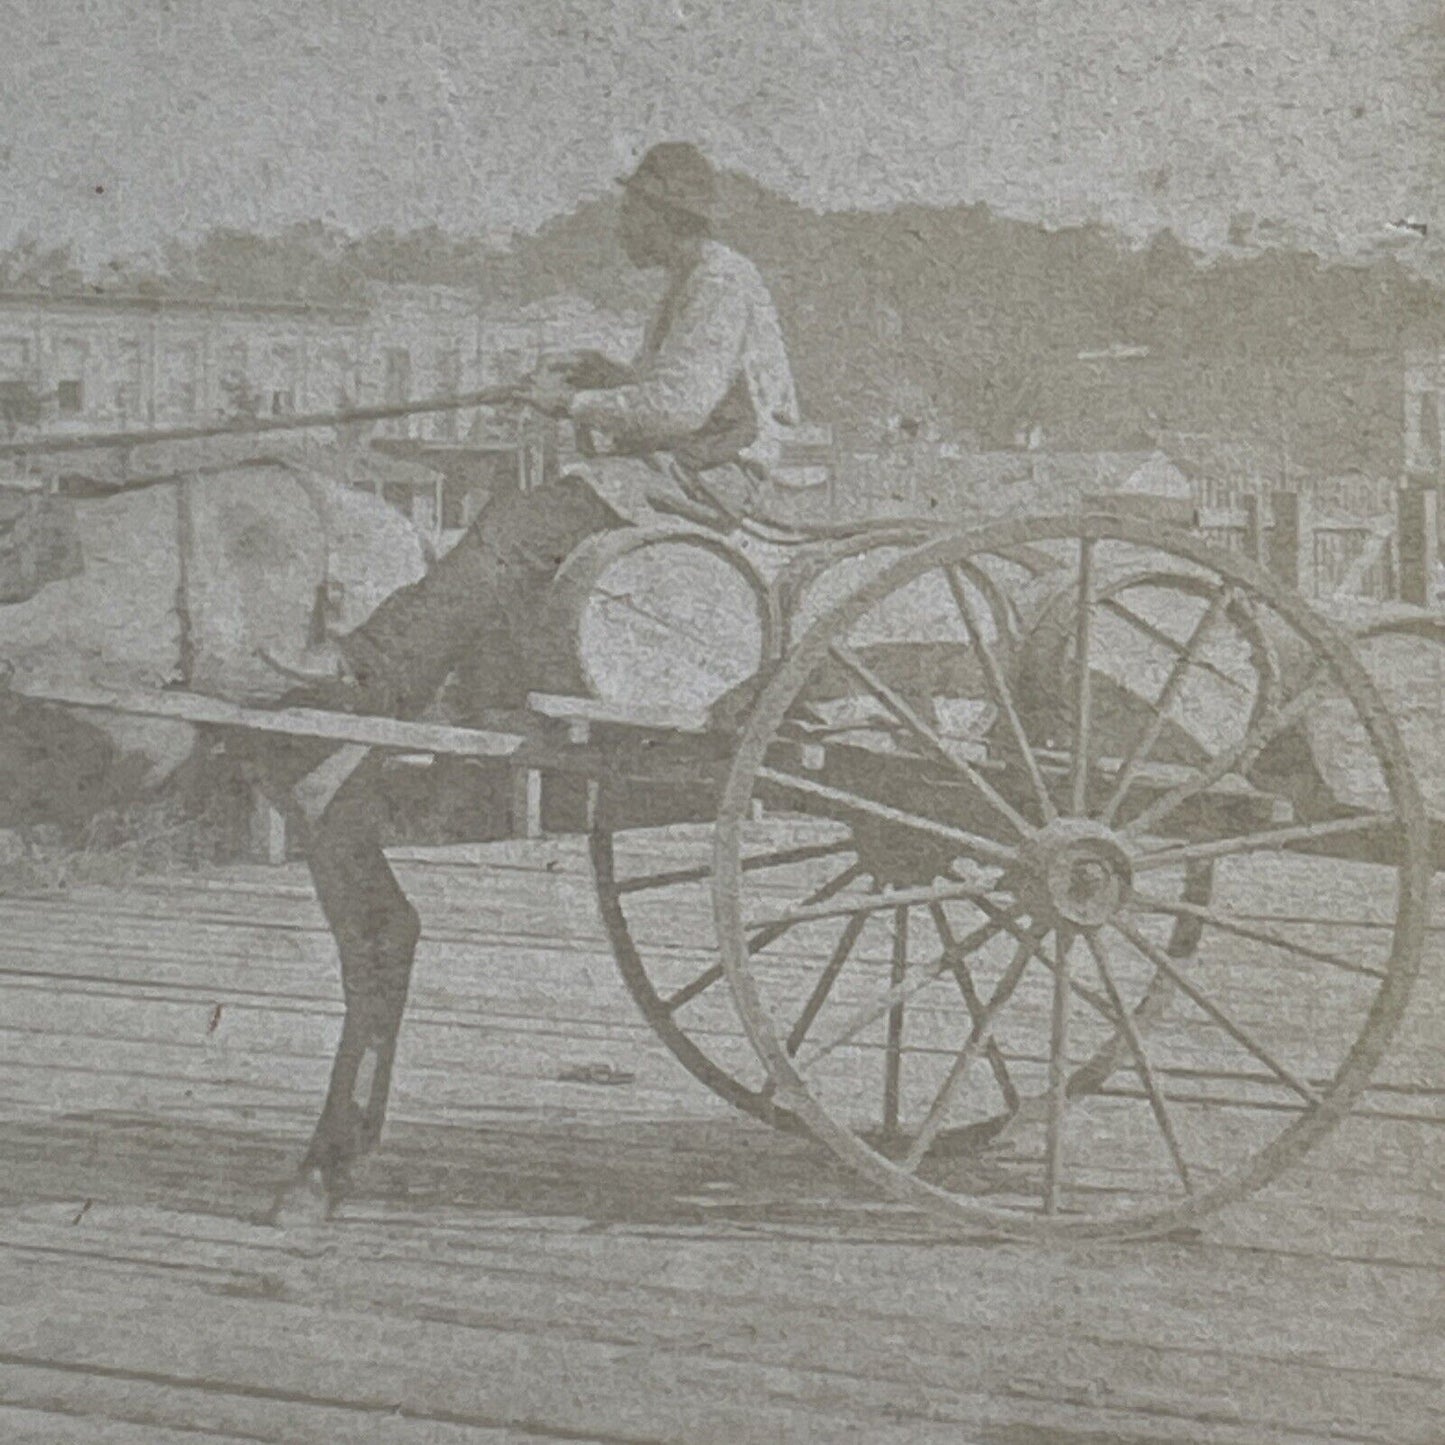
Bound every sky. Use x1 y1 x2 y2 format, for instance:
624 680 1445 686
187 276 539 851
0 0 1439 268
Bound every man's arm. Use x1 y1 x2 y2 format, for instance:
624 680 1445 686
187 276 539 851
569 266 748 447
541 350 636 392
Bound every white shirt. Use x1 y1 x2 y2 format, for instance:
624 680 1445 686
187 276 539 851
569 241 799 469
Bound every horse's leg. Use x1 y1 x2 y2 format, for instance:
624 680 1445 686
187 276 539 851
273 762 420 1220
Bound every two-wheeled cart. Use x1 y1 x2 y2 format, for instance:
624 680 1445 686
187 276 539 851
20 494 1435 1240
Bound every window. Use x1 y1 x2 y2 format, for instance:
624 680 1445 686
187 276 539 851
320 344 358 408
162 340 199 416
0 337 30 380
442 479 486 532
54 339 87 415
384 347 412 402
225 340 248 383
491 348 529 385
115 340 146 419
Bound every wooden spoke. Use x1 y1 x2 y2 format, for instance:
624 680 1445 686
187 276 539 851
662 964 724 1013
928 903 1019 1111
954 883 1121 1026
883 908 909 1134
1122 665 1329 837
828 642 1035 838
1100 597 1247 695
1133 813 1394 873
1111 917 1322 1106
1129 893 1388 981
668 861 868 1013
944 563 1057 823
745 861 868 956
786 912 871 1056
1070 537 1095 816
1043 930 1072 1212
1084 931 1194 1194
954 555 1023 641
616 838 854 894
755 766 1019 868
1100 585 1234 827
794 915 1014 1075
900 927 1043 1172
744 878 999 933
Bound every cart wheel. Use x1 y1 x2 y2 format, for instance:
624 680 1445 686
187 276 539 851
712 514 1431 1239
1006 567 1283 1108
592 819 819 1130
594 816 1213 1139
589 538 1137 1136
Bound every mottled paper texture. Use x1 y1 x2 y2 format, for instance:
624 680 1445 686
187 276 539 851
0 5 1441 1442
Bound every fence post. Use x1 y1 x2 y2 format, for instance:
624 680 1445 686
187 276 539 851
1397 482 1439 607
1268 490 1314 597
249 791 288 866
1240 494 1268 567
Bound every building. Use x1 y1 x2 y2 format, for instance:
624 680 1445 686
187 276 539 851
0 285 647 544
0 290 368 436
0 285 643 446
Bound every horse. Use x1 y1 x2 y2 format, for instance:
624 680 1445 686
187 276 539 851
0 457 431 1218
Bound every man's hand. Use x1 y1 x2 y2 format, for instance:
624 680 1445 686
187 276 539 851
518 365 575 419
539 348 636 391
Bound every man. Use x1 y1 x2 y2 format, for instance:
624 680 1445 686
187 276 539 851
264 142 799 1216
275 140 798 716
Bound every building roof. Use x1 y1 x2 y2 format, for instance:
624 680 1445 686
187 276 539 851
0 289 365 320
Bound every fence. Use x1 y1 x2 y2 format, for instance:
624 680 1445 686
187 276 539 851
1197 486 1436 605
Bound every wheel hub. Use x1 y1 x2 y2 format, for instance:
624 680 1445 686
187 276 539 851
1017 819 1134 928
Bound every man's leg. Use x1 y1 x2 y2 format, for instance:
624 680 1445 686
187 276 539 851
337 478 623 717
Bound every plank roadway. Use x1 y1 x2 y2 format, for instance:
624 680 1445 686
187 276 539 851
0 834 1441 1444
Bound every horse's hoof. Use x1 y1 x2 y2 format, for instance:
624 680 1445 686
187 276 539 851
269 1168 334 1228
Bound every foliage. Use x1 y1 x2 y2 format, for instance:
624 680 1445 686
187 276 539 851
3 177 1439 471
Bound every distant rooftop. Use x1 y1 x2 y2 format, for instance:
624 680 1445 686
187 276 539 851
0 289 366 319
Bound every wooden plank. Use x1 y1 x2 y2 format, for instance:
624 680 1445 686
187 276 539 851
1 1211 1440 1444
2 837 1444 1441
527 692 712 735
0 1404 263 1444
0 1395 529 1445
0 1268 1394 1445
12 681 528 758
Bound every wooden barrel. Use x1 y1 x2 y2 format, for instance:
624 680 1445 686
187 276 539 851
1013 564 1277 767
1303 605 1445 817
533 527 777 715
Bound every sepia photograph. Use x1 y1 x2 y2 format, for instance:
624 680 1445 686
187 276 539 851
0 2 1441 1440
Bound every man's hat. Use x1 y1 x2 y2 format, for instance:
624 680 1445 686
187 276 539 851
618 142 717 223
